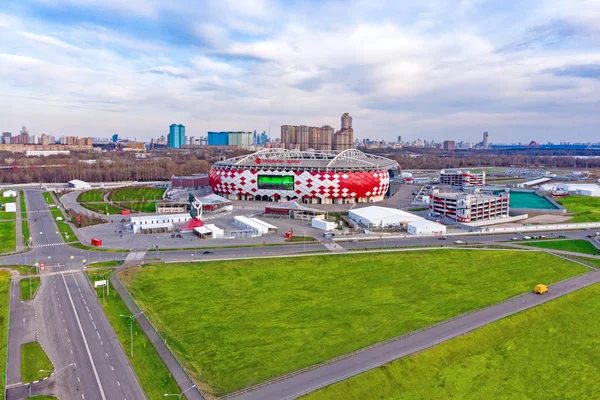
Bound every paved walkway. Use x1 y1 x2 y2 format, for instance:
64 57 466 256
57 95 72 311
111 262 205 400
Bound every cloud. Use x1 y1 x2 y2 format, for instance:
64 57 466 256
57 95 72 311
548 64 600 80
17 31 80 51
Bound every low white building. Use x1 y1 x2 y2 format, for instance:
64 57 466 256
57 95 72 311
68 180 91 189
234 216 278 235
348 206 421 228
2 190 17 198
193 224 225 239
4 203 16 212
556 183 600 194
311 217 336 231
129 213 190 234
407 219 446 235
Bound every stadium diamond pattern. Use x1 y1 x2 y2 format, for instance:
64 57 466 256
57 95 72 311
209 168 390 200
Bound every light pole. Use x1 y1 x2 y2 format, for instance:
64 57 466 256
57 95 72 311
39 362 75 376
164 384 197 399
120 312 143 358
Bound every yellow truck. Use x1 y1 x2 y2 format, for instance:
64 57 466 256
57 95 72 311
534 284 549 295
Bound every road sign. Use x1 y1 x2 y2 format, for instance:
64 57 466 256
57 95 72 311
94 280 107 288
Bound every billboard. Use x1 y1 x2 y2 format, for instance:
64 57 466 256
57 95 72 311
257 175 294 190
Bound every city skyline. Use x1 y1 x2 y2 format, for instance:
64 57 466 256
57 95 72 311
1 1 599 142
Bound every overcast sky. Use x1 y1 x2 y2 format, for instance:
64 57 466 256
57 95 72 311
1 0 599 143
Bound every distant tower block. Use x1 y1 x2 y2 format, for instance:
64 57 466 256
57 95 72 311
482 131 489 149
341 113 353 130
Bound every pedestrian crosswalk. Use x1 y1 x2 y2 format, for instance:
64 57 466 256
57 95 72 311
33 242 66 248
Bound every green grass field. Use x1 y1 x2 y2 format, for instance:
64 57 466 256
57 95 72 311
116 201 157 213
42 192 55 205
0 197 16 220
21 341 53 383
110 187 165 201
25 396 59 400
119 250 587 395
303 281 600 400
0 221 16 254
20 277 40 301
77 189 107 203
87 270 182 399
0 271 11 400
558 195 600 222
523 239 599 255
285 236 317 242
80 202 125 215
89 260 123 267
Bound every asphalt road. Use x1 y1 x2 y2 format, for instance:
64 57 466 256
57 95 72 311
231 269 600 400
5 191 145 400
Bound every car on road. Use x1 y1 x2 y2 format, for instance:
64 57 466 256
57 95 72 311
523 236 532 240
454 240 464 244
203 250 214 255
534 284 549 294
559 234 567 238
539 235 546 239
439 236 448 240
511 237 520 241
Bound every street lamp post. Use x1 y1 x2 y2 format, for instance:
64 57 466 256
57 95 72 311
120 312 143 358
164 384 197 399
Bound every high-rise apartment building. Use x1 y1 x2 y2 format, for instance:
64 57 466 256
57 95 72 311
1 132 11 144
168 124 186 148
482 131 489 149
281 113 353 151
443 140 456 151
207 131 252 146
112 133 119 143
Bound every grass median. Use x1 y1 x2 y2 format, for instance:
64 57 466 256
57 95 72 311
119 249 588 396
0 271 11 400
87 270 182 399
42 192 55 205
304 281 600 400
21 341 53 383
49 207 78 241
20 277 40 301
523 239 599 255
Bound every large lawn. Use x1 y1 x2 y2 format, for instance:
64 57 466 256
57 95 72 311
77 189 107 203
110 187 165 201
304 281 600 400
0 271 10 399
80 202 124 216
0 221 16 254
523 239 599 255
557 195 600 222
119 250 587 396
0 197 16 220
115 201 157 213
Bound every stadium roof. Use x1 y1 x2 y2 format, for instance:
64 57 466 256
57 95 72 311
212 148 399 172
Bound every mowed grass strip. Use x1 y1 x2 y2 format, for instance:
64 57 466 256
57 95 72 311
87 270 182 399
77 189 107 203
115 201 157 213
303 281 600 400
0 221 16 254
558 195 600 222
80 202 124 215
0 271 11 400
20 277 40 301
42 192 55 205
110 187 165 201
21 341 53 383
523 239 599 255
119 250 588 395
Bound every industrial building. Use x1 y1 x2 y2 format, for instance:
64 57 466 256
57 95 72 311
2 190 17 198
429 190 509 223
233 216 278 235
68 180 91 189
128 213 191 234
209 148 399 204
556 183 600 197
348 206 422 228
440 170 485 187
207 131 253 146
281 113 354 151
193 224 224 239
407 219 446 235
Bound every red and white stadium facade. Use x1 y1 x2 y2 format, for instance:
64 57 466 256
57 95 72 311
209 149 399 204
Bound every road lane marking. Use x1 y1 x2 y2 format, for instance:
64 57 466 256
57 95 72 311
78 376 80 382
110 366 114 371
105 352 108 357
97 331 101 340
59 265 108 400
117 381 121 387
85 306 89 312
93 322 97 330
